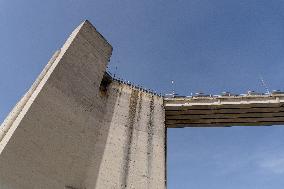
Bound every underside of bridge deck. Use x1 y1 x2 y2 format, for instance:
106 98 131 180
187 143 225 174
164 95 284 128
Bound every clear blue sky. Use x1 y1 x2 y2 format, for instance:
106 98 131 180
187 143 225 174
1 0 284 188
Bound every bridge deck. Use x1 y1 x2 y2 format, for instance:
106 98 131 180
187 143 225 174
164 95 284 128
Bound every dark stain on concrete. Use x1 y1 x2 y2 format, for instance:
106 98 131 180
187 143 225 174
136 92 143 129
121 89 139 188
147 95 155 188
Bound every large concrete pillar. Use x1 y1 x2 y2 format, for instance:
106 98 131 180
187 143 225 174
0 20 166 189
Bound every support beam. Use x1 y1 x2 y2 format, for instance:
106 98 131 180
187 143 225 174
165 96 284 127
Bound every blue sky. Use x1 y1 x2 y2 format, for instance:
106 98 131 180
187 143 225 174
1 0 284 188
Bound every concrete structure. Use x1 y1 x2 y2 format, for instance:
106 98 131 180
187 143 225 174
165 95 284 127
1 20 284 189
0 21 165 189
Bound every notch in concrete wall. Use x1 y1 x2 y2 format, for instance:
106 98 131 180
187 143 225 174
99 72 112 94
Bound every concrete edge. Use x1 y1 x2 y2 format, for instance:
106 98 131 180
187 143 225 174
0 20 95 153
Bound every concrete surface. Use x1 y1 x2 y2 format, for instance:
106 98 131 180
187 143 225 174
0 20 166 189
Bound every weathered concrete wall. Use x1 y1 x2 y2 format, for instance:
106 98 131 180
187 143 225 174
0 20 166 189
84 82 166 189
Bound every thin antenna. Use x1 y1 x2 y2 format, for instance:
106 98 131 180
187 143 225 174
259 75 270 95
171 80 175 95
113 66 118 78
